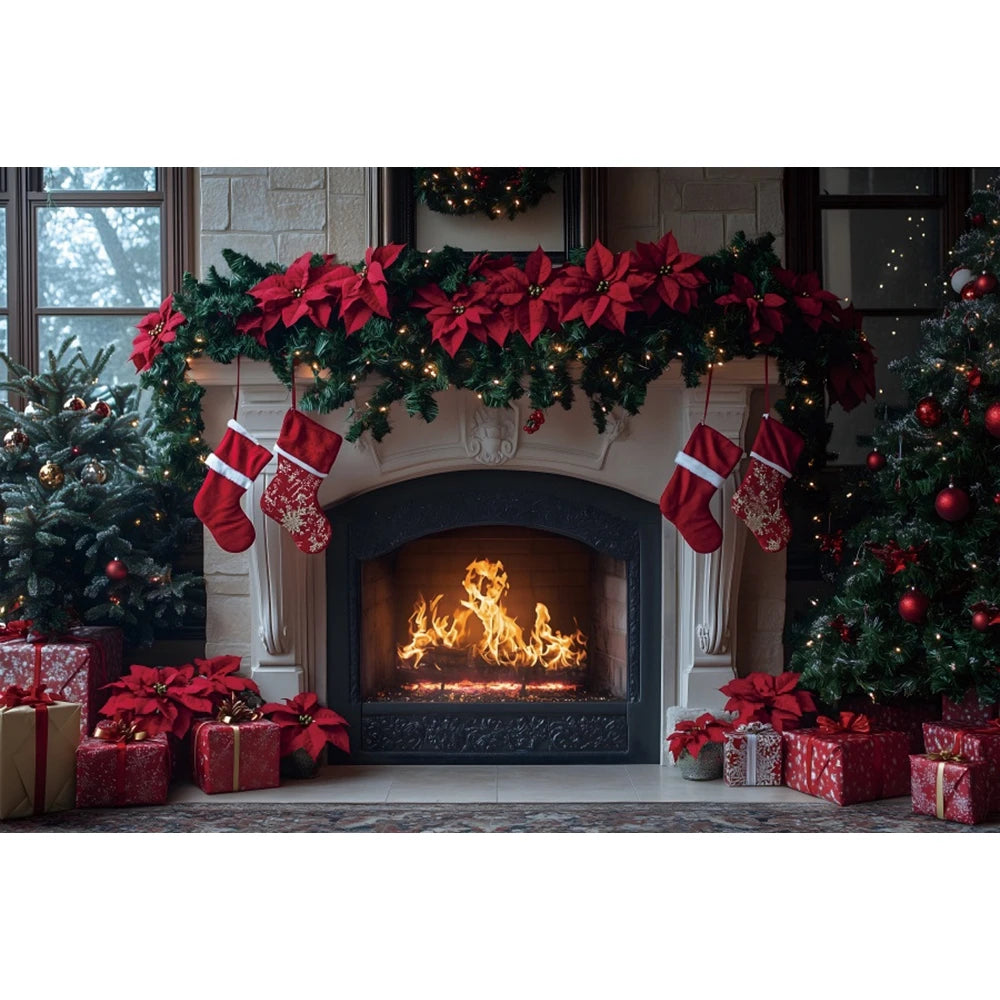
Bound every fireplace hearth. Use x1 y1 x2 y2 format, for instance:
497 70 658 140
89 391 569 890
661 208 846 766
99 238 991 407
326 471 662 763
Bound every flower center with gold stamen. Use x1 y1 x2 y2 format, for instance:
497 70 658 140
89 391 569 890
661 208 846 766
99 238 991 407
595 280 610 294
528 284 543 298
151 322 164 339
298 713 313 726
359 265 368 279
292 287 305 299
452 304 466 315
754 294 764 302
658 264 673 276
153 683 168 696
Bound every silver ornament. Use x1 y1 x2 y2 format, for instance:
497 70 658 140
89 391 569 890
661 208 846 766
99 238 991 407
79 459 109 485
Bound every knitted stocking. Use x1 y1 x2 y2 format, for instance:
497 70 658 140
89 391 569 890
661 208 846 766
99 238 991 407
730 414 805 552
660 423 743 554
259 409 343 554
193 419 272 553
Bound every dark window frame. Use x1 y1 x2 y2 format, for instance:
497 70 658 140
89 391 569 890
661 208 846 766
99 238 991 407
0 166 196 375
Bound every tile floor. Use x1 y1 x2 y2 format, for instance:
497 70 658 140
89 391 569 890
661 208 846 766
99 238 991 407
168 763 816 805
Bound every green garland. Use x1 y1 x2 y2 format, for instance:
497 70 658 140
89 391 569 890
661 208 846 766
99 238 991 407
414 168 558 220
141 232 868 498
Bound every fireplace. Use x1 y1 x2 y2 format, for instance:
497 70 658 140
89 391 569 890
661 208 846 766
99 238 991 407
325 471 662 762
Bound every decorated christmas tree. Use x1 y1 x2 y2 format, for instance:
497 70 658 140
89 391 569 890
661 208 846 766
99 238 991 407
0 339 202 643
791 175 1000 708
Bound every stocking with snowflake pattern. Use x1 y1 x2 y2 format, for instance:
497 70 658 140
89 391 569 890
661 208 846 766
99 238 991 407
730 414 804 552
260 409 343 554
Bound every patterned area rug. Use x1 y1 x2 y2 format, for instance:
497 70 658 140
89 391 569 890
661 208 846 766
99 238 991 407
4 798 1000 832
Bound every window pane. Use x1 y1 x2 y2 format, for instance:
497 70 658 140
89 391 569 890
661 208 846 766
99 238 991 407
39 315 146 398
857 314 926 409
822 208 942 309
973 168 1000 190
0 207 6 307
0 316 6 355
37 206 161 308
819 168 936 196
43 167 157 192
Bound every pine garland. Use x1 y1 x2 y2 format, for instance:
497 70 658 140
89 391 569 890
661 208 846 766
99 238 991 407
136 231 875 499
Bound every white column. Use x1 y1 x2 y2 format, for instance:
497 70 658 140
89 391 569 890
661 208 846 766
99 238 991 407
675 385 750 709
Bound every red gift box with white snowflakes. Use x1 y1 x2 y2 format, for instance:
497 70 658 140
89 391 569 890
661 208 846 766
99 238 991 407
723 722 783 786
0 626 122 737
940 690 997 726
838 695 940 754
75 731 170 808
923 720 1000 812
192 717 280 795
910 753 991 825
783 713 910 805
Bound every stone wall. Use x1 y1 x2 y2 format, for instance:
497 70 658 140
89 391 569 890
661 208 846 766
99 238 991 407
198 167 788 679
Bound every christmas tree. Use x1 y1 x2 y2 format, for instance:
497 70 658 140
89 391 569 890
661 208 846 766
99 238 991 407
0 339 203 644
791 175 1000 708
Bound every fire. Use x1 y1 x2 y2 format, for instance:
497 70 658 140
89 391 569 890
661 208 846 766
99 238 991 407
398 558 587 673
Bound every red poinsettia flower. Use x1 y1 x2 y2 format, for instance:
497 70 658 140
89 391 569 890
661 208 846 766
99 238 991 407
631 232 706 316
719 671 816 732
101 663 215 738
130 295 185 373
247 252 346 334
826 307 877 411
773 268 840 331
492 246 563 345
193 655 261 701
235 309 269 348
333 243 405 335
715 273 786 345
666 712 732 761
553 240 644 334
410 280 508 356
260 691 350 761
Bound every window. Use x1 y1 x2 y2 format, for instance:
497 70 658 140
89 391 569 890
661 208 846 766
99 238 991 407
783 167 999 464
0 167 194 396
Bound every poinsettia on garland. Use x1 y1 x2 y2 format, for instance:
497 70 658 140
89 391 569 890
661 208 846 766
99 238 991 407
132 230 876 498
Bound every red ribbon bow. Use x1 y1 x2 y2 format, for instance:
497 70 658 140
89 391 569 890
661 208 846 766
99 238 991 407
816 711 871 734
0 620 32 641
0 683 57 709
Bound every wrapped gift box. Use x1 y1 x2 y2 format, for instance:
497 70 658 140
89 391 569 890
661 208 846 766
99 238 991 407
941 690 997 726
910 753 990 825
724 723 783 786
784 727 910 805
75 733 170 808
923 721 1000 812
192 718 280 794
0 700 81 820
838 695 939 753
0 627 123 736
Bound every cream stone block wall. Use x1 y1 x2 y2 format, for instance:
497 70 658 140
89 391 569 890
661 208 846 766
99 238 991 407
199 167 788 680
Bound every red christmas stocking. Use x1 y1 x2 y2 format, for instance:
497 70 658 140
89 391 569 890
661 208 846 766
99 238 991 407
660 423 743 554
260 409 343 554
730 414 805 552
194 419 272 553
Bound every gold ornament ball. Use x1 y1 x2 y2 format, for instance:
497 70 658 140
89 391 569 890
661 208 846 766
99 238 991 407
3 429 29 455
38 461 65 489
63 396 88 412
79 459 108 485
89 400 112 419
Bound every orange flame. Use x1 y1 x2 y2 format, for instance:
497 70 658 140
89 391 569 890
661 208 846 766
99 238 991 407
398 558 587 672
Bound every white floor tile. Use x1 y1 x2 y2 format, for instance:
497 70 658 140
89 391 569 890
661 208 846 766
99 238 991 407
384 765 499 803
498 764 639 802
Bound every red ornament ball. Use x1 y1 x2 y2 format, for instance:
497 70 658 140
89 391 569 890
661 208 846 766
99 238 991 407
105 559 128 581
90 400 112 419
974 273 998 297
935 485 970 521
961 283 978 300
972 610 993 632
985 402 1000 438
971 213 986 227
915 397 943 428
866 449 887 472
63 396 87 411
898 589 929 624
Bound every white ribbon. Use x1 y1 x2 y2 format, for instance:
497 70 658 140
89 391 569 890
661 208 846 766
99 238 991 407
736 721 774 786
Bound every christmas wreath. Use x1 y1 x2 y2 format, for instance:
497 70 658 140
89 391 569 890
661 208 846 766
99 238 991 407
131 231 876 498
414 168 558 220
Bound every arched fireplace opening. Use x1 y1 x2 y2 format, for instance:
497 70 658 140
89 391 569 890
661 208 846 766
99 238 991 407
325 471 661 763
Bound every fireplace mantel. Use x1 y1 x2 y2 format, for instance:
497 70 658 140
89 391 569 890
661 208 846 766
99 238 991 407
190 356 781 762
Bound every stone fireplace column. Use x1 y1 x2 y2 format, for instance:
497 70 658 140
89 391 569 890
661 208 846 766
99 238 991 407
675 384 750 709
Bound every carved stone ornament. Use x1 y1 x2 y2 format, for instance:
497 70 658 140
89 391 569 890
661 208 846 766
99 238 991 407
464 405 519 465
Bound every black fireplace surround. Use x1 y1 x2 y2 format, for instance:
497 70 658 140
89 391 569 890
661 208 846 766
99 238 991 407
325 471 662 763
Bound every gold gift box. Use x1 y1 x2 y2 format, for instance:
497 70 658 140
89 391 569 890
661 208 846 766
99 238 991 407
0 702 81 820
